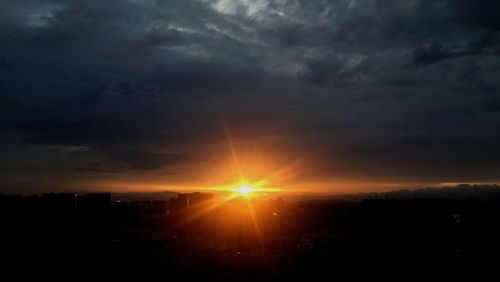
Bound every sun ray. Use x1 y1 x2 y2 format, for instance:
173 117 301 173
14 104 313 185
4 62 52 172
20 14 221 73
245 198 264 246
223 121 244 182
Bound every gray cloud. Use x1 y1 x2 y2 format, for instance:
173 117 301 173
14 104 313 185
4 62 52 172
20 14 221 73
1 0 500 191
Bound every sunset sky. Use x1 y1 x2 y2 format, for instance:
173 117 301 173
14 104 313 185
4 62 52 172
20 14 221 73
1 0 500 194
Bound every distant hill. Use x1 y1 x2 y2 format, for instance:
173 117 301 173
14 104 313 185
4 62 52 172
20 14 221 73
330 184 500 201
278 184 500 201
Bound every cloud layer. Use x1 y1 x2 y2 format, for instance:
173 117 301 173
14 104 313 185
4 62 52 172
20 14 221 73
1 0 500 192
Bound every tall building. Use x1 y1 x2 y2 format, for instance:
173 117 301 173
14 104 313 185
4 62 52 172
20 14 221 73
24 193 77 235
76 193 111 235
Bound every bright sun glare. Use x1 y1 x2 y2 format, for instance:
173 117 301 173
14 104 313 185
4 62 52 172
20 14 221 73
234 184 254 196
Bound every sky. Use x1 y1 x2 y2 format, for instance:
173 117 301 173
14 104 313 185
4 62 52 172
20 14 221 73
1 0 500 194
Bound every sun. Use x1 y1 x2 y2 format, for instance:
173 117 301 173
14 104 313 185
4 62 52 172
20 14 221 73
234 184 254 197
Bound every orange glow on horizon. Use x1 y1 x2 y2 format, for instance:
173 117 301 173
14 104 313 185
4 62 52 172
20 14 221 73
202 180 284 198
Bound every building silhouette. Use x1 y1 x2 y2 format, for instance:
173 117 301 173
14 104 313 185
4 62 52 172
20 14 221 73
170 192 213 212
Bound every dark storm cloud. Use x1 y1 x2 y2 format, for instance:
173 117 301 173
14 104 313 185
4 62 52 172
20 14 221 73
450 0 500 30
1 0 500 188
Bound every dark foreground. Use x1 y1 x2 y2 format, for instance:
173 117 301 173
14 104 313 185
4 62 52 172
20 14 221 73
1 191 500 281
